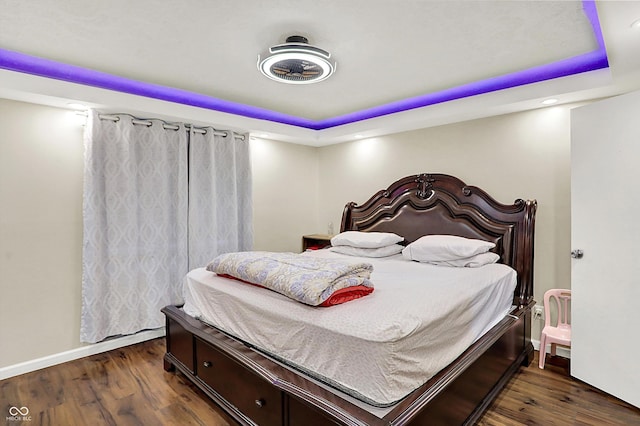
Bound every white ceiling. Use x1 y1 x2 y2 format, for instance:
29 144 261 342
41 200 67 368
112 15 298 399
1 0 640 145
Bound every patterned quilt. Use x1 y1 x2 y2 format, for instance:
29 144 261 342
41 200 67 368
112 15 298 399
206 251 374 306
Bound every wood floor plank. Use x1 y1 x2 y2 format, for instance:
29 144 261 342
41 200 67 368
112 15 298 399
2 338 639 425
158 399 231 426
477 355 640 425
38 399 116 426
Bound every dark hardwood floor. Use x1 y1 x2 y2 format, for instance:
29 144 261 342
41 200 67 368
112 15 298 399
1 338 639 425
477 355 640 425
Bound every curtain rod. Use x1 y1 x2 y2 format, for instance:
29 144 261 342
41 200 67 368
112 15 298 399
79 112 245 141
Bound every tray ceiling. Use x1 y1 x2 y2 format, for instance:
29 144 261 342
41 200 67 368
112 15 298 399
1 0 639 144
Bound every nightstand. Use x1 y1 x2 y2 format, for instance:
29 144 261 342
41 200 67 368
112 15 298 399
302 234 333 251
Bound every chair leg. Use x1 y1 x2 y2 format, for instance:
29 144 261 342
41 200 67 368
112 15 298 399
551 343 557 357
539 333 547 369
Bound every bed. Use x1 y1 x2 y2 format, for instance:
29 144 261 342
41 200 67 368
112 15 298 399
162 173 537 426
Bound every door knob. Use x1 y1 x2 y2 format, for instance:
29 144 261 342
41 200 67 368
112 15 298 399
571 249 584 259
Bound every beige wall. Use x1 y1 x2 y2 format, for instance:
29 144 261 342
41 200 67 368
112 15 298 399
0 99 318 368
0 97 572 368
250 137 319 252
318 105 574 340
0 99 85 367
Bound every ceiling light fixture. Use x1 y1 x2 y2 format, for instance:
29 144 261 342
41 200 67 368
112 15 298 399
258 35 336 85
66 102 87 110
542 98 558 105
631 18 640 29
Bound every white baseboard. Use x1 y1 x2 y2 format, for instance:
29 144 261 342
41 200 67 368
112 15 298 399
0 328 165 381
532 338 571 359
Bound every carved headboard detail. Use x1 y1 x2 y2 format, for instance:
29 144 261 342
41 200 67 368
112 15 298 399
340 173 537 306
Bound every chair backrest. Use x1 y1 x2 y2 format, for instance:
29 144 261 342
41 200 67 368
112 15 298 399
543 289 571 328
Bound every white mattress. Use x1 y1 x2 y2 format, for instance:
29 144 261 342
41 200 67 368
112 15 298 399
182 250 517 407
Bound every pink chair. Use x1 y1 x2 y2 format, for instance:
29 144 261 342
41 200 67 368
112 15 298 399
539 289 571 369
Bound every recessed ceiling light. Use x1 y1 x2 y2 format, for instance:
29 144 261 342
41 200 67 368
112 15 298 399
354 134 363 139
259 133 269 138
66 102 87 110
258 35 336 85
541 98 558 105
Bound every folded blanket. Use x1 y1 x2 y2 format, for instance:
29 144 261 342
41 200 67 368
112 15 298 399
206 251 374 306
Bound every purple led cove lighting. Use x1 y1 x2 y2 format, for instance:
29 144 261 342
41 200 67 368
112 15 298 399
582 0 606 50
0 0 607 131
0 48 318 129
320 50 608 128
320 0 609 128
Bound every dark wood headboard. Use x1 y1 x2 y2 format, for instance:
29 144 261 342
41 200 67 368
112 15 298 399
340 173 537 306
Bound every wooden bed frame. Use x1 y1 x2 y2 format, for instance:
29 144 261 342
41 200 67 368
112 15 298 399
162 173 537 426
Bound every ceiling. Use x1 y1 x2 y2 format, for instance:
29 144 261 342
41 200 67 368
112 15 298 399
1 0 640 145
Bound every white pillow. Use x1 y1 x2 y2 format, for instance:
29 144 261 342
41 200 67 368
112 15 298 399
402 235 495 262
424 252 500 267
330 244 404 258
331 231 404 249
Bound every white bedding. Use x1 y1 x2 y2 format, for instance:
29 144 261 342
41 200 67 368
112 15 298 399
182 250 517 407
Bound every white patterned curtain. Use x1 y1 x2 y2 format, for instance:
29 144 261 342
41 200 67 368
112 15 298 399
188 128 253 269
81 112 253 344
81 111 188 343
